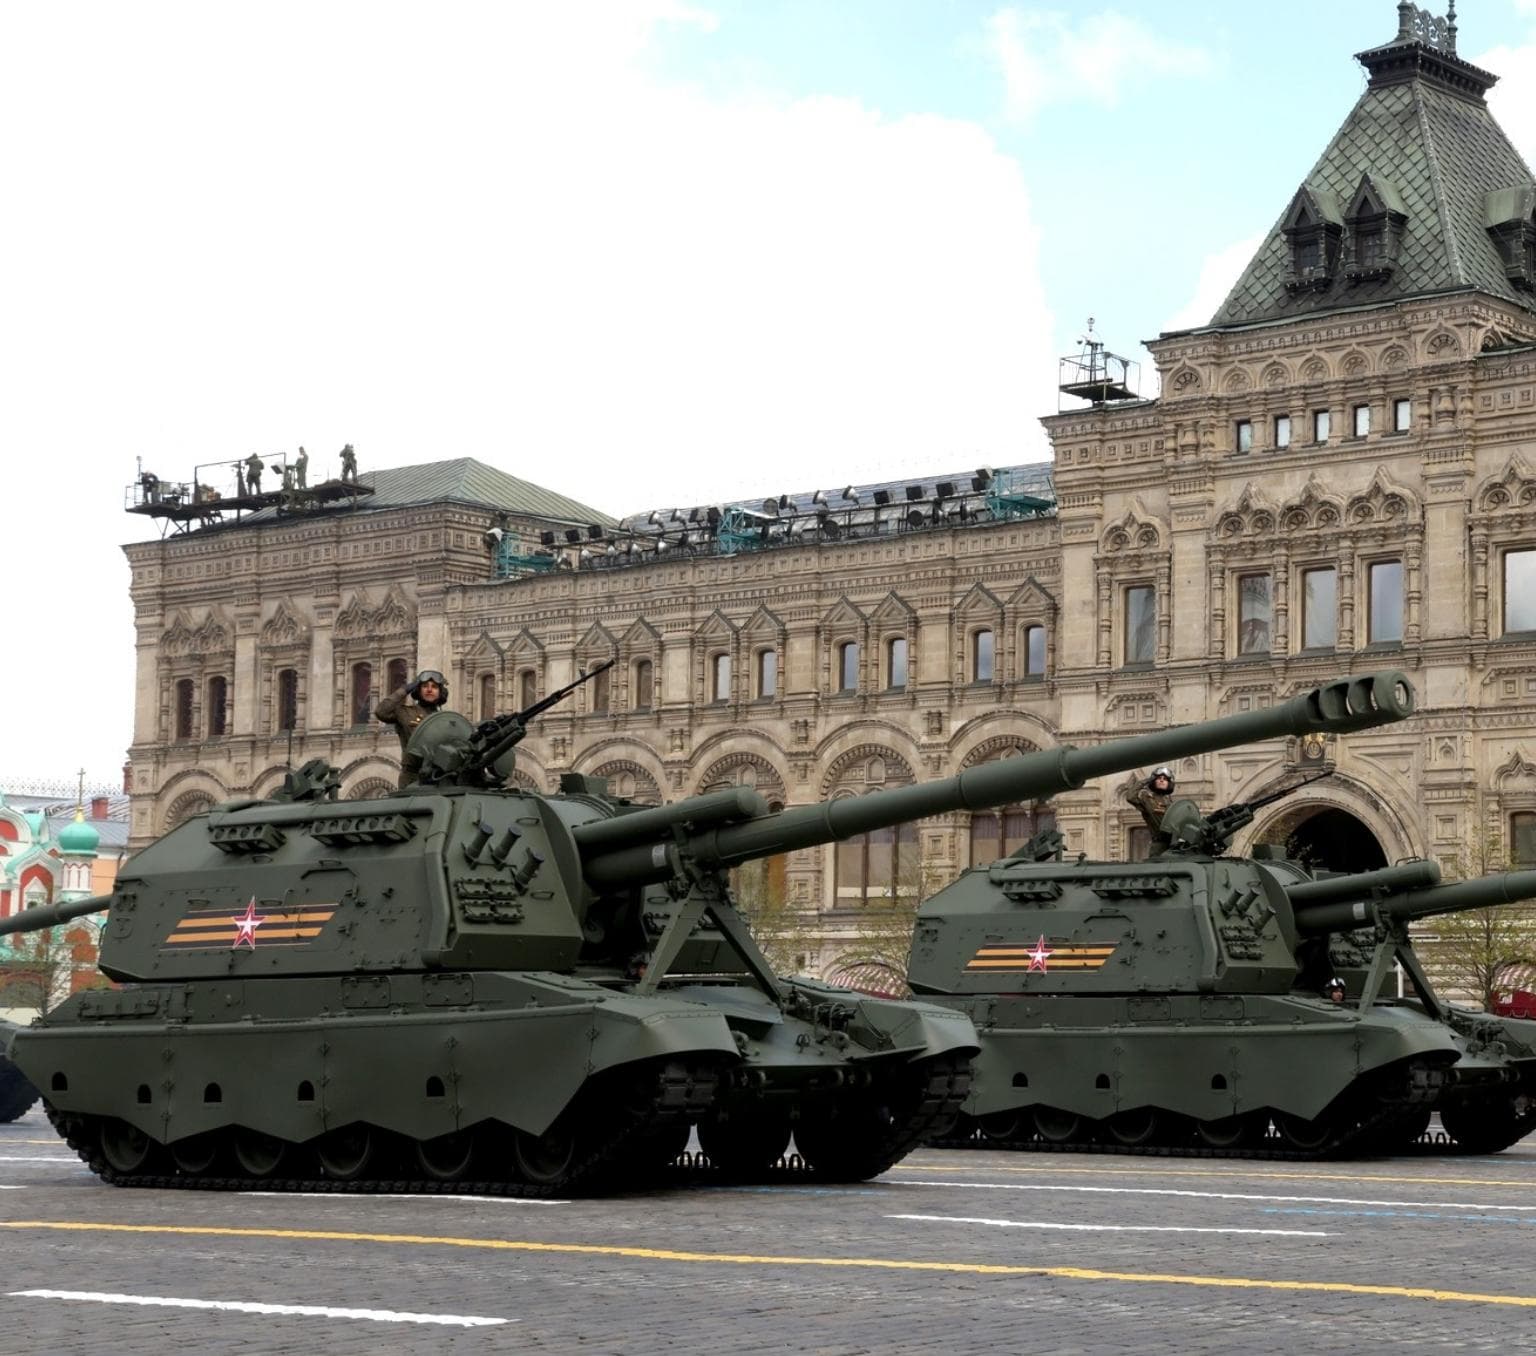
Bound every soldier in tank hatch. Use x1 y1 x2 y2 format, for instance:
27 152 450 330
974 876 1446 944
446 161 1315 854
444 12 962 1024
377 669 449 787
1125 765 1175 854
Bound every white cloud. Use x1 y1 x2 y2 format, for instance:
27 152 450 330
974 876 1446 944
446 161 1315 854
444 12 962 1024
1162 231 1267 335
0 1 1057 781
1478 41 1536 168
985 6 1213 124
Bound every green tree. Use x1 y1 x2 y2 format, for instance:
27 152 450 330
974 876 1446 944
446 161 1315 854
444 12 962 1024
730 856 807 975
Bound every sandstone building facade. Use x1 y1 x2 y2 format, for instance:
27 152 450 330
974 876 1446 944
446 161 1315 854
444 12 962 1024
123 8 1536 979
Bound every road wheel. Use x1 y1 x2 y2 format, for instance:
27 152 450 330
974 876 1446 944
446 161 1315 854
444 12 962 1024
233 1128 289 1178
316 1125 375 1181
1106 1107 1161 1147
1194 1110 1267 1149
99 1118 156 1175
416 1129 478 1182
1032 1107 1083 1144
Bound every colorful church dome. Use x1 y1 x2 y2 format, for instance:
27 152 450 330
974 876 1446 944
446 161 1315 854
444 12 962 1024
56 812 100 855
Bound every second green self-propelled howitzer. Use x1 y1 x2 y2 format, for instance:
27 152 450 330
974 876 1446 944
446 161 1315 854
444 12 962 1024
0 669 1411 1194
914 724 1536 1158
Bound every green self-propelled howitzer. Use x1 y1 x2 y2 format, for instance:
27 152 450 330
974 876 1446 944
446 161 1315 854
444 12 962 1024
914 727 1536 1158
0 669 1413 1190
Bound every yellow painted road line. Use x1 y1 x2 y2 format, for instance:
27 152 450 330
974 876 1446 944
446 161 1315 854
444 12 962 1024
894 1162 1536 1190
3 1221 1536 1309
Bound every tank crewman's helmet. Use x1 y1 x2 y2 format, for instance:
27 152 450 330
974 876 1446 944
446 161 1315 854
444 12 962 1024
1325 977 1347 1002
410 669 449 709
1150 765 1175 790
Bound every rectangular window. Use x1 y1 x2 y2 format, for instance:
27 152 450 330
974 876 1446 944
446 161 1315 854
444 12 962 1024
1353 404 1371 437
1127 825 1152 862
479 673 497 720
277 669 299 731
206 676 228 738
972 629 994 682
519 669 537 708
1235 419 1253 453
351 662 372 726
1302 567 1337 650
1505 550 1536 633
1125 586 1156 664
175 678 194 740
1368 559 1404 644
1313 409 1330 443
712 653 731 702
1393 397 1412 432
590 667 610 715
1236 574 1272 655
1513 812 1536 870
755 649 776 699
634 659 654 709
886 637 907 689
838 641 859 692
1024 625 1046 676
1274 414 1291 449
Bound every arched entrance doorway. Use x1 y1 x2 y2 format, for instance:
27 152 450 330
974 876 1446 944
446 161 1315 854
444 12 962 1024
1254 804 1386 873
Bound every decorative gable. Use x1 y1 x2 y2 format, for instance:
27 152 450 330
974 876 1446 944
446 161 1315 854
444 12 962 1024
259 599 310 649
1485 185 1536 291
741 605 786 639
954 582 1003 621
1281 185 1344 292
1343 172 1408 282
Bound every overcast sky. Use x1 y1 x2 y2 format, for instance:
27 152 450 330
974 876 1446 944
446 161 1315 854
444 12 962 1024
3 1 1534 787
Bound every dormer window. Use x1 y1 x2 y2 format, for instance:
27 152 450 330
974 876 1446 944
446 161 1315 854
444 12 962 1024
1486 186 1536 291
1343 173 1407 283
1281 185 1344 293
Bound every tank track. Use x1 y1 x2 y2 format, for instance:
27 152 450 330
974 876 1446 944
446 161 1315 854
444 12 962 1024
47 1057 721 1198
926 1067 1455 1163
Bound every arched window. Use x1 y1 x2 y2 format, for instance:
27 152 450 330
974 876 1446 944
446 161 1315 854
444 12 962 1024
633 659 654 710
276 668 299 732
206 676 228 738
386 657 409 693
1023 625 1046 677
754 650 776 699
712 653 731 702
590 665 611 715
886 636 907 690
174 679 195 740
835 823 919 905
837 641 859 692
351 662 373 726
969 802 1055 867
479 673 497 720
972 629 994 682
519 668 537 708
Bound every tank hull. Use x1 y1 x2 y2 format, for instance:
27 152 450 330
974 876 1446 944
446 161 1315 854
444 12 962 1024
937 994 1532 1155
4 973 975 1192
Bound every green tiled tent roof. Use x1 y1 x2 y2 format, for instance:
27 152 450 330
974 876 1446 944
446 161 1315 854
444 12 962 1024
1201 34 1536 331
355 458 616 526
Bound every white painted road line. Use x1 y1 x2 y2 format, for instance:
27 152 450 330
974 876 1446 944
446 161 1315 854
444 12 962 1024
241 1191 570 1205
9 1290 510 1327
0 1156 78 1163
896 1180 1536 1213
889 1213 1331 1237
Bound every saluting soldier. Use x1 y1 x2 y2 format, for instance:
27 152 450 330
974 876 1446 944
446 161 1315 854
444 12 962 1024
376 670 449 788
1124 766 1176 855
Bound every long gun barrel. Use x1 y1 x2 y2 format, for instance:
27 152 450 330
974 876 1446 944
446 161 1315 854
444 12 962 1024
1286 860 1442 909
1294 869 1536 933
0 895 111 940
579 670 1415 889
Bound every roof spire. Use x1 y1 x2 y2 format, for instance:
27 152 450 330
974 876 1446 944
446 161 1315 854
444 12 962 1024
1359 2 1492 100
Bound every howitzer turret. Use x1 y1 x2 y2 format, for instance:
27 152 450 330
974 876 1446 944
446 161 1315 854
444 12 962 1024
0 668 1423 1188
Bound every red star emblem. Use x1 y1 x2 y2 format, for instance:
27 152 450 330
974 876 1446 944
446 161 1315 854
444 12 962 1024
231 897 265 950
1026 935 1053 973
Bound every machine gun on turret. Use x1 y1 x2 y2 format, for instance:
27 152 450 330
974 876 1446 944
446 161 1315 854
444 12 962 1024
1160 769 1334 856
408 659 617 787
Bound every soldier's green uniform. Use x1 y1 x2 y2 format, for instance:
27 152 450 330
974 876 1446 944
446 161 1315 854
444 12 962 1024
294 447 308 489
1124 767 1175 854
245 452 264 494
376 670 449 788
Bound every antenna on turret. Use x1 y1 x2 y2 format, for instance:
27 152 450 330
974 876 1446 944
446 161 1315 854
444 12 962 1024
1058 316 1140 411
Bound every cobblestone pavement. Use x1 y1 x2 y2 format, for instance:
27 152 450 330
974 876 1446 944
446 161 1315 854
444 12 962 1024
0 1111 1533 1355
